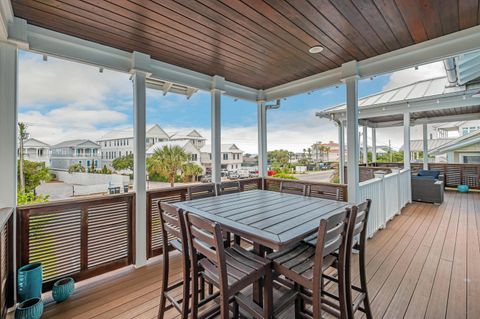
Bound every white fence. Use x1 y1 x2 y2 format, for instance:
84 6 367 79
359 168 411 238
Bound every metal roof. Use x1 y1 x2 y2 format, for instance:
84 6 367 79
52 139 100 148
430 130 480 155
399 138 454 152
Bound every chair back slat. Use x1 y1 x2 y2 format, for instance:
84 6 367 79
348 200 371 244
159 202 187 246
185 212 226 268
279 181 307 196
307 184 341 201
188 184 216 200
217 181 241 195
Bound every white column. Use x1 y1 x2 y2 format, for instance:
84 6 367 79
338 121 345 184
257 100 267 178
372 127 377 163
0 42 17 207
403 112 411 169
345 76 360 202
362 125 368 165
423 123 429 170
211 78 223 184
133 71 147 267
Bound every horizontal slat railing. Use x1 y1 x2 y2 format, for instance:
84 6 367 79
17 193 135 291
0 208 14 317
371 162 480 189
146 178 263 259
263 178 348 202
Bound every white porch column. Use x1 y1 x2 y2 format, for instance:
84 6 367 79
343 61 360 202
131 52 150 267
257 99 267 178
422 123 429 170
211 76 224 184
372 127 377 163
0 42 17 207
362 125 368 165
337 121 345 184
403 112 411 169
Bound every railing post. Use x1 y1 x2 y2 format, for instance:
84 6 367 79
80 206 88 271
403 112 411 170
257 94 267 178
372 127 377 164
422 123 428 170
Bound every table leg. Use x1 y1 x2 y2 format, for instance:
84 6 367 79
253 243 264 307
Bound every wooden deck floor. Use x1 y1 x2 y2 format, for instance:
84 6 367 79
38 191 480 319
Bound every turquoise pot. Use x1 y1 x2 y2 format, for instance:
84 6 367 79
17 263 43 302
457 185 469 193
52 277 75 302
15 297 43 319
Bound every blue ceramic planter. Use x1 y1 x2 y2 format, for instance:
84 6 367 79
15 297 43 319
458 185 469 193
52 277 74 302
17 263 43 302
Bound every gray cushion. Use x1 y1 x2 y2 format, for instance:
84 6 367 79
418 170 440 179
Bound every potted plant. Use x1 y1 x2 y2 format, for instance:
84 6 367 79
15 297 43 319
52 277 75 302
17 262 42 302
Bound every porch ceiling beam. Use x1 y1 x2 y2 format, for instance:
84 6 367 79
19 23 259 101
265 25 480 101
361 112 480 128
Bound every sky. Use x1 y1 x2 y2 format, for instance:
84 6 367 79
18 50 447 154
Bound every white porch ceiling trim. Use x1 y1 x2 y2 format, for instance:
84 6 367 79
359 113 480 128
12 22 259 101
6 15 480 102
265 25 480 101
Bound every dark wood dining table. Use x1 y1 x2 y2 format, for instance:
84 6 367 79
174 189 351 251
173 189 351 313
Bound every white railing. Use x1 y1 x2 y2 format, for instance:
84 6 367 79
359 168 411 238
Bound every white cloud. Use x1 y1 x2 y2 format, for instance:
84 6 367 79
19 53 131 108
382 61 446 91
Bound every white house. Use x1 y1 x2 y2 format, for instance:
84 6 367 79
430 130 480 163
98 124 170 168
200 144 244 172
168 129 206 150
146 140 202 167
50 139 102 171
22 138 50 167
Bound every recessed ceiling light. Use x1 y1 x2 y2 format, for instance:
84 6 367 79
309 46 323 54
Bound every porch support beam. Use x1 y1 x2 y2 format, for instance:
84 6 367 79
257 95 267 178
211 76 224 185
362 125 368 165
343 61 360 203
372 128 377 163
0 42 17 208
423 124 429 170
338 121 345 184
403 112 411 169
131 52 150 268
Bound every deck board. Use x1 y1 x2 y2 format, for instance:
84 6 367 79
35 191 480 319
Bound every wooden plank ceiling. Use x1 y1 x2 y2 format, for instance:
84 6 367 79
11 0 480 89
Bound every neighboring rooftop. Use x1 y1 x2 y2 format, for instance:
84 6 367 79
400 138 454 152
98 124 169 141
200 144 243 153
430 130 480 155
23 138 50 148
52 139 100 148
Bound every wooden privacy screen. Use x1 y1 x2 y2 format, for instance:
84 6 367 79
0 208 13 318
146 178 262 258
17 194 134 291
372 163 480 189
263 178 348 202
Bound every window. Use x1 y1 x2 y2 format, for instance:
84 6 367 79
223 153 228 160
191 154 198 161
87 160 91 167
95 160 98 167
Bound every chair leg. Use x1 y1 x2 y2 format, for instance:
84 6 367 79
234 234 241 245
359 247 373 319
181 260 190 319
312 284 322 319
190 264 199 319
294 284 301 318
158 250 169 319
199 276 205 300
233 301 239 319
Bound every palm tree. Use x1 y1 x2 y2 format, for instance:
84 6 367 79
182 163 203 182
147 145 188 187
18 122 29 194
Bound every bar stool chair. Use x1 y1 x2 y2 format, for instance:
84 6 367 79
268 210 350 319
157 202 217 319
185 212 273 319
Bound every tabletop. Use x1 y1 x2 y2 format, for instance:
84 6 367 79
173 189 350 250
